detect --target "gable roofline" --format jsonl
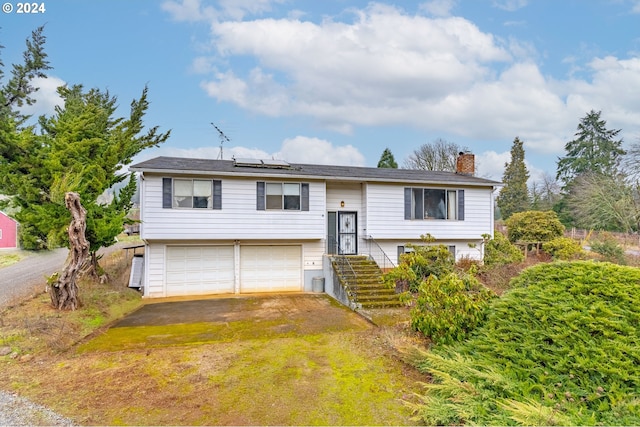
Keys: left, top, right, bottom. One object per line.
{"left": 0, "top": 210, "right": 18, "bottom": 224}
{"left": 130, "top": 156, "right": 502, "bottom": 187}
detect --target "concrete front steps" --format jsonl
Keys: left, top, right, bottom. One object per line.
{"left": 332, "top": 255, "right": 404, "bottom": 309}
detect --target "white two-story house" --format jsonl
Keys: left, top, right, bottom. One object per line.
{"left": 129, "top": 154, "right": 500, "bottom": 299}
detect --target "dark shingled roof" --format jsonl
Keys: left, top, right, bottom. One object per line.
{"left": 130, "top": 156, "right": 501, "bottom": 187}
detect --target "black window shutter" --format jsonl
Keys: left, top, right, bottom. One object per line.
{"left": 162, "top": 178, "right": 172, "bottom": 208}
{"left": 457, "top": 190, "right": 465, "bottom": 220}
{"left": 213, "top": 180, "right": 222, "bottom": 210}
{"left": 256, "top": 182, "right": 265, "bottom": 210}
{"left": 301, "top": 183, "right": 309, "bottom": 211}
{"left": 404, "top": 188, "right": 412, "bottom": 220}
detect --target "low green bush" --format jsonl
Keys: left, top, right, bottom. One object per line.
{"left": 483, "top": 231, "right": 524, "bottom": 265}
{"left": 411, "top": 272, "right": 495, "bottom": 345}
{"left": 385, "top": 234, "right": 455, "bottom": 293}
{"left": 412, "top": 261, "right": 640, "bottom": 425}
{"left": 590, "top": 233, "right": 626, "bottom": 264}
{"left": 505, "top": 210, "right": 565, "bottom": 243}
{"left": 542, "top": 236, "right": 585, "bottom": 260}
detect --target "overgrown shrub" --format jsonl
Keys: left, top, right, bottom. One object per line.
{"left": 542, "top": 236, "right": 585, "bottom": 260}
{"left": 411, "top": 272, "right": 496, "bottom": 345}
{"left": 590, "top": 232, "right": 627, "bottom": 264}
{"left": 505, "top": 210, "right": 565, "bottom": 243}
{"left": 385, "top": 234, "right": 455, "bottom": 292}
{"left": 412, "top": 261, "right": 640, "bottom": 425}
{"left": 483, "top": 231, "right": 524, "bottom": 265}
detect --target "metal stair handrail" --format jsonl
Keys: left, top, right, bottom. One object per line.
{"left": 328, "top": 236, "right": 359, "bottom": 302}
{"left": 365, "top": 235, "right": 395, "bottom": 272}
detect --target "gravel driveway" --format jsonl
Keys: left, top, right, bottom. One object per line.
{"left": 0, "top": 248, "right": 68, "bottom": 309}
{"left": 1, "top": 249, "right": 72, "bottom": 424}
{"left": 1, "top": 242, "right": 133, "bottom": 424}
{"left": 0, "top": 391, "right": 74, "bottom": 426}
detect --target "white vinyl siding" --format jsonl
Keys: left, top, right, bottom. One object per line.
{"left": 376, "top": 239, "right": 485, "bottom": 265}
{"left": 141, "top": 175, "right": 325, "bottom": 240}
{"left": 366, "top": 183, "right": 493, "bottom": 240}
{"left": 240, "top": 245, "right": 302, "bottom": 293}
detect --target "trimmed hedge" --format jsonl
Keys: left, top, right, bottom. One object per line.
{"left": 413, "top": 261, "right": 640, "bottom": 425}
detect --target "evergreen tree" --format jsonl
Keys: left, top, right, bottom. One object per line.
{"left": 0, "top": 27, "right": 50, "bottom": 179}
{"left": 2, "top": 84, "right": 170, "bottom": 268}
{"left": 377, "top": 147, "right": 398, "bottom": 168}
{"left": 556, "top": 110, "right": 625, "bottom": 189}
{"left": 555, "top": 110, "right": 626, "bottom": 226}
{"left": 497, "top": 137, "right": 530, "bottom": 219}
{"left": 0, "top": 29, "right": 171, "bottom": 281}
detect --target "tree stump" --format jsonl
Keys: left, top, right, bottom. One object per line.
{"left": 50, "top": 192, "right": 89, "bottom": 310}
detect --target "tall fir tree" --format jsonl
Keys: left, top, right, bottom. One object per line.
{"left": 554, "top": 110, "right": 626, "bottom": 227}
{"left": 377, "top": 147, "right": 398, "bottom": 168}
{"left": 556, "top": 110, "right": 625, "bottom": 189}
{"left": 497, "top": 137, "right": 530, "bottom": 219}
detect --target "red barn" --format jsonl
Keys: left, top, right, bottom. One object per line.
{"left": 0, "top": 211, "right": 18, "bottom": 249}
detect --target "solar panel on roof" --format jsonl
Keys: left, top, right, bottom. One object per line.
{"left": 261, "top": 159, "right": 290, "bottom": 167}
{"left": 233, "top": 158, "right": 291, "bottom": 169}
{"left": 233, "top": 158, "right": 263, "bottom": 167}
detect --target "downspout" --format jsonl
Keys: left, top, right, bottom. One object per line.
{"left": 138, "top": 172, "right": 149, "bottom": 298}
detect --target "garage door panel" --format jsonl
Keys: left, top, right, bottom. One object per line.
{"left": 240, "top": 245, "right": 302, "bottom": 293}
{"left": 166, "top": 246, "right": 234, "bottom": 296}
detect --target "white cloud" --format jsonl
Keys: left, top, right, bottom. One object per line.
{"left": 172, "top": 2, "right": 640, "bottom": 160}
{"left": 140, "top": 136, "right": 366, "bottom": 166}
{"left": 218, "top": 0, "right": 285, "bottom": 20}
{"left": 476, "top": 150, "right": 509, "bottom": 180}
{"left": 419, "top": 0, "right": 457, "bottom": 17}
{"left": 161, "top": 0, "right": 217, "bottom": 22}
{"left": 274, "top": 136, "right": 366, "bottom": 166}
{"left": 19, "top": 76, "right": 65, "bottom": 118}
{"left": 162, "top": 0, "right": 284, "bottom": 22}
{"left": 476, "top": 149, "right": 546, "bottom": 184}
{"left": 200, "top": 4, "right": 511, "bottom": 127}
{"left": 492, "top": 0, "right": 528, "bottom": 12}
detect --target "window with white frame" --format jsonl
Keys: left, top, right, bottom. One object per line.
{"left": 257, "top": 182, "right": 309, "bottom": 211}
{"left": 405, "top": 188, "right": 464, "bottom": 220}
{"left": 174, "top": 179, "right": 213, "bottom": 208}
{"left": 162, "top": 178, "right": 222, "bottom": 210}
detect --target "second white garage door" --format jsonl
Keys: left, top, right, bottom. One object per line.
{"left": 240, "top": 245, "right": 302, "bottom": 293}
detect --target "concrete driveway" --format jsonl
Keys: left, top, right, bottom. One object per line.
{"left": 109, "top": 293, "right": 372, "bottom": 341}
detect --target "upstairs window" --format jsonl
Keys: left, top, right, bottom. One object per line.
{"left": 404, "top": 188, "right": 464, "bottom": 220}
{"left": 258, "top": 182, "right": 309, "bottom": 211}
{"left": 162, "top": 178, "right": 222, "bottom": 209}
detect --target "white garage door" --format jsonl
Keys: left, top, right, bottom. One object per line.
{"left": 166, "top": 246, "right": 235, "bottom": 296}
{"left": 240, "top": 245, "right": 302, "bottom": 293}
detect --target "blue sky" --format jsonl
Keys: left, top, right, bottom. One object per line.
{"left": 2, "top": 0, "right": 640, "bottom": 181}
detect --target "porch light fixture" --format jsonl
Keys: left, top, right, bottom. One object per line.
{"left": 340, "top": 201, "right": 345, "bottom": 207}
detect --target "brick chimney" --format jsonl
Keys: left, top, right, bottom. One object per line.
{"left": 456, "top": 152, "right": 475, "bottom": 175}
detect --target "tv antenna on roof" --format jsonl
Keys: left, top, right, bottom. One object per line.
{"left": 211, "top": 123, "right": 230, "bottom": 160}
